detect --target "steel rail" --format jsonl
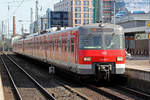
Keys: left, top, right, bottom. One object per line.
{"left": 3, "top": 53, "right": 57, "bottom": 100}
{"left": 55, "top": 80, "right": 92, "bottom": 100}
{"left": 86, "top": 84, "right": 125, "bottom": 100}
{"left": 0, "top": 55, "right": 23, "bottom": 100}
{"left": 116, "top": 86, "right": 150, "bottom": 100}
{"left": 10, "top": 54, "right": 92, "bottom": 100}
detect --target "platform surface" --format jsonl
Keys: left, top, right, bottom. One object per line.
{"left": 126, "top": 56, "right": 150, "bottom": 72}
{"left": 0, "top": 72, "right": 4, "bottom": 100}
{"left": 125, "top": 56, "right": 150, "bottom": 82}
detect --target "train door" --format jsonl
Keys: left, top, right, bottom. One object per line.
{"left": 39, "top": 36, "right": 42, "bottom": 59}
{"left": 47, "top": 35, "right": 50, "bottom": 60}
{"left": 62, "top": 37, "right": 64, "bottom": 62}
{"left": 26, "top": 40, "right": 28, "bottom": 55}
{"left": 58, "top": 34, "right": 61, "bottom": 61}
{"left": 23, "top": 39, "right": 24, "bottom": 53}
{"left": 41, "top": 36, "right": 44, "bottom": 59}
{"left": 67, "top": 31, "right": 71, "bottom": 67}
{"left": 49, "top": 35, "right": 53, "bottom": 60}
{"left": 61, "top": 34, "right": 67, "bottom": 62}
{"left": 55, "top": 35, "right": 59, "bottom": 60}
{"left": 24, "top": 40, "right": 26, "bottom": 55}
{"left": 58, "top": 35, "right": 61, "bottom": 61}
{"left": 35, "top": 37, "right": 38, "bottom": 58}
{"left": 33, "top": 36, "right": 35, "bottom": 57}
{"left": 64, "top": 33, "right": 68, "bottom": 62}
{"left": 52, "top": 35, "right": 55, "bottom": 60}
{"left": 44, "top": 35, "right": 47, "bottom": 60}
{"left": 70, "top": 30, "right": 78, "bottom": 64}
{"left": 54, "top": 35, "right": 57, "bottom": 60}
{"left": 32, "top": 38, "right": 34, "bottom": 56}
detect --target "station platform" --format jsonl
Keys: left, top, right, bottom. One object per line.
{"left": 0, "top": 68, "right": 4, "bottom": 100}
{"left": 125, "top": 55, "right": 150, "bottom": 93}
{"left": 126, "top": 56, "right": 150, "bottom": 72}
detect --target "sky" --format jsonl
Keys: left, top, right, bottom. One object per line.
{"left": 0, "top": 0, "right": 60, "bottom": 35}
{"left": 1, "top": 0, "right": 150, "bottom": 36}
{"left": 116, "top": 0, "right": 150, "bottom": 13}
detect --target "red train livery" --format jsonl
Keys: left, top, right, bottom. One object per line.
{"left": 13, "top": 23, "right": 125, "bottom": 80}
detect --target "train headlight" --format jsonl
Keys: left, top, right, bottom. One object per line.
{"left": 117, "top": 57, "right": 123, "bottom": 61}
{"left": 84, "top": 57, "right": 91, "bottom": 61}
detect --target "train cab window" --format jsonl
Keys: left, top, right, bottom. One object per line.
{"left": 105, "top": 34, "right": 125, "bottom": 50}
{"left": 71, "top": 39, "right": 74, "bottom": 52}
{"left": 79, "top": 34, "right": 102, "bottom": 50}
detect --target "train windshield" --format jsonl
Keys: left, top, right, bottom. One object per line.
{"left": 104, "top": 34, "right": 125, "bottom": 50}
{"left": 79, "top": 34, "right": 102, "bottom": 49}
{"left": 79, "top": 29, "right": 125, "bottom": 50}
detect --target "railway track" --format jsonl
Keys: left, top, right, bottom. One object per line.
{"left": 4, "top": 52, "right": 150, "bottom": 100}
{"left": 0, "top": 53, "right": 56, "bottom": 100}
{"left": 56, "top": 67, "right": 150, "bottom": 100}
{"left": 86, "top": 84, "right": 150, "bottom": 100}
{"left": 115, "top": 85, "right": 150, "bottom": 100}
{"left": 3, "top": 53, "right": 91, "bottom": 100}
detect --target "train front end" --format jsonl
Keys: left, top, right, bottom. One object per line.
{"left": 77, "top": 23, "right": 125, "bottom": 80}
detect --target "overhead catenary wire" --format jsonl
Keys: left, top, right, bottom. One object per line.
{"left": 1, "top": 0, "right": 27, "bottom": 21}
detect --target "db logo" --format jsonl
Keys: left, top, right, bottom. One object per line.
{"left": 102, "top": 51, "right": 107, "bottom": 55}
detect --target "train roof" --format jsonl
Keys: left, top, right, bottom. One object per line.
{"left": 22, "top": 23, "right": 124, "bottom": 40}
{"left": 80, "top": 23, "right": 120, "bottom": 28}
{"left": 78, "top": 23, "right": 124, "bottom": 35}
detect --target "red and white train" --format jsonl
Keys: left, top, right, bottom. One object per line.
{"left": 13, "top": 23, "right": 125, "bottom": 80}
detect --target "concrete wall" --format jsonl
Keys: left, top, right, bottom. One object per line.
{"left": 126, "top": 68, "right": 150, "bottom": 94}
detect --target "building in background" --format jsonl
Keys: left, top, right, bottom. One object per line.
{"left": 115, "top": 0, "right": 150, "bottom": 17}
{"left": 93, "top": 0, "right": 150, "bottom": 23}
{"left": 93, "top": 0, "right": 114, "bottom": 23}
{"left": 40, "top": 9, "right": 70, "bottom": 30}
{"left": 116, "top": 13, "right": 150, "bottom": 56}
{"left": 31, "top": 8, "right": 70, "bottom": 33}
{"left": 54, "top": 0, "right": 93, "bottom": 27}
{"left": 113, "top": 0, "right": 150, "bottom": 56}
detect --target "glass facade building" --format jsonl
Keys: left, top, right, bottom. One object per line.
{"left": 93, "top": 0, "right": 113, "bottom": 23}
{"left": 115, "top": 0, "right": 150, "bottom": 17}
{"left": 93, "top": 0, "right": 150, "bottom": 23}
{"left": 39, "top": 9, "right": 70, "bottom": 31}
{"left": 54, "top": 0, "right": 93, "bottom": 27}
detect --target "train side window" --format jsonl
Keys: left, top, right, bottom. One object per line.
{"left": 71, "top": 39, "right": 74, "bottom": 52}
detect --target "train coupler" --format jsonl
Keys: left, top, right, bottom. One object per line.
{"left": 96, "top": 64, "right": 112, "bottom": 81}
